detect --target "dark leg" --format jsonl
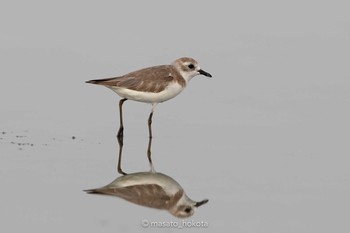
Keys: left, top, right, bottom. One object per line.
{"left": 147, "top": 105, "right": 156, "bottom": 172}
{"left": 147, "top": 132, "right": 155, "bottom": 173}
{"left": 116, "top": 98, "right": 127, "bottom": 175}
{"left": 117, "top": 131, "right": 127, "bottom": 175}
{"left": 147, "top": 104, "right": 157, "bottom": 139}
{"left": 148, "top": 111, "right": 153, "bottom": 139}
{"left": 117, "top": 98, "right": 127, "bottom": 138}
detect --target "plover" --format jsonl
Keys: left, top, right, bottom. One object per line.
{"left": 86, "top": 57, "right": 212, "bottom": 140}
{"left": 85, "top": 172, "right": 208, "bottom": 218}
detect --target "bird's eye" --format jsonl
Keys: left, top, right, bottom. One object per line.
{"left": 188, "top": 64, "right": 195, "bottom": 69}
{"left": 184, "top": 207, "right": 192, "bottom": 213}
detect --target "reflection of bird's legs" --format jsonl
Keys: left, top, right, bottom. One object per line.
{"left": 147, "top": 103, "right": 157, "bottom": 173}
{"left": 116, "top": 98, "right": 127, "bottom": 175}
{"left": 117, "top": 98, "right": 127, "bottom": 138}
{"left": 117, "top": 133, "right": 127, "bottom": 175}
{"left": 147, "top": 135, "right": 155, "bottom": 173}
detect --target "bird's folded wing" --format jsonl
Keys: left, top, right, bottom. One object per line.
{"left": 87, "top": 184, "right": 183, "bottom": 210}
{"left": 86, "top": 65, "right": 178, "bottom": 93}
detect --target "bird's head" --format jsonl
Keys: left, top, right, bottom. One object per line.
{"left": 169, "top": 194, "right": 209, "bottom": 218}
{"left": 172, "top": 57, "right": 212, "bottom": 82}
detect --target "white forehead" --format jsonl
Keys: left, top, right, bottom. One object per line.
{"left": 172, "top": 57, "right": 198, "bottom": 66}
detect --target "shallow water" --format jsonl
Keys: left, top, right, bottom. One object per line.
{"left": 1, "top": 1, "right": 350, "bottom": 232}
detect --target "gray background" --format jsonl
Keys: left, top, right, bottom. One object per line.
{"left": 1, "top": 0, "right": 350, "bottom": 232}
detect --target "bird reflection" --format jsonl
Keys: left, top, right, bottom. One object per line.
{"left": 85, "top": 171, "right": 208, "bottom": 218}
{"left": 87, "top": 118, "right": 208, "bottom": 217}
{"left": 88, "top": 133, "right": 208, "bottom": 218}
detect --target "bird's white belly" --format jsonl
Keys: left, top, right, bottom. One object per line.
{"left": 109, "top": 82, "right": 184, "bottom": 103}
{"left": 112, "top": 172, "right": 183, "bottom": 196}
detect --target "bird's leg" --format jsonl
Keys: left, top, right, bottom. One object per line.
{"left": 147, "top": 134, "right": 155, "bottom": 173}
{"left": 147, "top": 103, "right": 157, "bottom": 139}
{"left": 116, "top": 132, "right": 127, "bottom": 175}
{"left": 147, "top": 104, "right": 156, "bottom": 173}
{"left": 116, "top": 98, "right": 127, "bottom": 175}
{"left": 148, "top": 112, "right": 153, "bottom": 139}
{"left": 117, "top": 98, "right": 127, "bottom": 138}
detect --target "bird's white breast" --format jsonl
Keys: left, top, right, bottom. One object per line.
{"left": 109, "top": 82, "right": 184, "bottom": 104}
{"left": 110, "top": 172, "right": 183, "bottom": 196}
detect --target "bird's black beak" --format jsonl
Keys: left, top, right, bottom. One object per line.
{"left": 198, "top": 69, "right": 212, "bottom": 78}
{"left": 194, "top": 199, "right": 209, "bottom": 207}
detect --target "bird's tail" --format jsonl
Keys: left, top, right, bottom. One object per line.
{"left": 86, "top": 77, "right": 118, "bottom": 85}
{"left": 84, "top": 189, "right": 102, "bottom": 194}
{"left": 85, "top": 80, "right": 100, "bottom": 84}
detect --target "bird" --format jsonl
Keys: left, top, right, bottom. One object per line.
{"left": 86, "top": 57, "right": 212, "bottom": 140}
{"left": 84, "top": 171, "right": 209, "bottom": 218}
